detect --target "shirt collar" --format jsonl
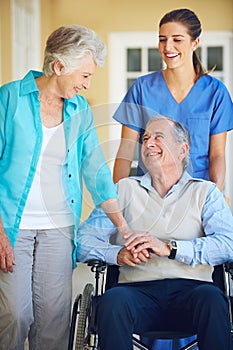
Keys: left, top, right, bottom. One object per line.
{"left": 19, "top": 70, "right": 42, "bottom": 96}
{"left": 131, "top": 170, "right": 193, "bottom": 198}
{"left": 19, "top": 70, "right": 82, "bottom": 110}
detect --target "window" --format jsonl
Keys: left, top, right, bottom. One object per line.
{"left": 126, "top": 47, "right": 163, "bottom": 89}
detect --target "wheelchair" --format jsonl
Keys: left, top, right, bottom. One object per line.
{"left": 68, "top": 260, "right": 233, "bottom": 350}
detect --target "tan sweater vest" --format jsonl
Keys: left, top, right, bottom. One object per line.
{"left": 115, "top": 177, "right": 213, "bottom": 283}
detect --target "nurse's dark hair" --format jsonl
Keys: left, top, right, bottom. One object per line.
{"left": 146, "top": 115, "right": 190, "bottom": 170}
{"left": 159, "top": 8, "right": 207, "bottom": 79}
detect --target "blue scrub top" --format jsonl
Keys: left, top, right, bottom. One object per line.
{"left": 113, "top": 70, "right": 233, "bottom": 179}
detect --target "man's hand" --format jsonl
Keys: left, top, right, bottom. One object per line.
{"left": 124, "top": 231, "right": 171, "bottom": 257}
{"left": 0, "top": 231, "right": 15, "bottom": 273}
{"left": 120, "top": 229, "right": 153, "bottom": 260}
{"left": 117, "top": 247, "right": 152, "bottom": 267}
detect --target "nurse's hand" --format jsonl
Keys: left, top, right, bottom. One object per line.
{"left": 0, "top": 230, "right": 15, "bottom": 273}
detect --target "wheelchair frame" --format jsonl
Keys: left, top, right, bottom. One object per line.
{"left": 68, "top": 260, "right": 107, "bottom": 350}
{"left": 68, "top": 260, "right": 233, "bottom": 350}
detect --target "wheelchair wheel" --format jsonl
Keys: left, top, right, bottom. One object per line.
{"left": 75, "top": 283, "right": 95, "bottom": 350}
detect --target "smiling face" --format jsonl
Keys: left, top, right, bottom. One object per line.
{"left": 141, "top": 119, "right": 187, "bottom": 174}
{"left": 54, "top": 55, "right": 97, "bottom": 99}
{"left": 158, "top": 22, "right": 199, "bottom": 70}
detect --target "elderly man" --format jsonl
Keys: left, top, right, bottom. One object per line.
{"left": 77, "top": 116, "right": 233, "bottom": 350}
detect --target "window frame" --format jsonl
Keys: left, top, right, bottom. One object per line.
{"left": 11, "top": 0, "right": 41, "bottom": 80}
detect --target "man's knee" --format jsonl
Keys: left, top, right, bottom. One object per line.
{"left": 195, "top": 284, "right": 227, "bottom": 305}
{"left": 97, "top": 286, "right": 134, "bottom": 322}
{"left": 191, "top": 283, "right": 229, "bottom": 319}
{"left": 98, "top": 287, "right": 124, "bottom": 311}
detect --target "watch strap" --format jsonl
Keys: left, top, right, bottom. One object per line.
{"left": 168, "top": 240, "right": 177, "bottom": 260}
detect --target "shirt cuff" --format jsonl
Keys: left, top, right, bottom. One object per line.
{"left": 105, "top": 246, "right": 123, "bottom": 265}
{"left": 176, "top": 241, "right": 194, "bottom": 266}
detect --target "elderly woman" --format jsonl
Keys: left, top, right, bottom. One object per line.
{"left": 0, "top": 25, "right": 128, "bottom": 350}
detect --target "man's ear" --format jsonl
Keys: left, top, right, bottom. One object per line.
{"left": 53, "top": 59, "right": 64, "bottom": 76}
{"left": 180, "top": 142, "right": 189, "bottom": 157}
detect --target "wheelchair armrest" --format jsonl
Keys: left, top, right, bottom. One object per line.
{"left": 86, "top": 260, "right": 107, "bottom": 274}
{"left": 86, "top": 259, "right": 107, "bottom": 267}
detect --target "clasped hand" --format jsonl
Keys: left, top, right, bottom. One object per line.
{"left": 117, "top": 230, "right": 170, "bottom": 267}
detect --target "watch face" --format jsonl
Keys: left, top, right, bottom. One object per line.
{"left": 170, "top": 240, "right": 177, "bottom": 249}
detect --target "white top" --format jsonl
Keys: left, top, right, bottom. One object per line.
{"left": 20, "top": 123, "right": 74, "bottom": 229}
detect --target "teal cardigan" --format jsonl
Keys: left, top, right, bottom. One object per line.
{"left": 0, "top": 70, "right": 117, "bottom": 265}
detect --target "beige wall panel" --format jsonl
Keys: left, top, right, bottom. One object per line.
{"left": 0, "top": 0, "right": 12, "bottom": 84}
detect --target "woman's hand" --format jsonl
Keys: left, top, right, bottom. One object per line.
{"left": 0, "top": 229, "right": 15, "bottom": 273}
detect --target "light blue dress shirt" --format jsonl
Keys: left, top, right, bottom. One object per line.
{"left": 77, "top": 172, "right": 233, "bottom": 267}
{"left": 0, "top": 70, "right": 117, "bottom": 265}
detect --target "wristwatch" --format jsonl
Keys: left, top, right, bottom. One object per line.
{"left": 167, "top": 240, "right": 177, "bottom": 260}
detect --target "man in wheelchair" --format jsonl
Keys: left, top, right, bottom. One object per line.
{"left": 77, "top": 115, "right": 233, "bottom": 350}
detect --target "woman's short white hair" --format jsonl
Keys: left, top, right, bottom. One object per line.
{"left": 43, "top": 25, "right": 106, "bottom": 76}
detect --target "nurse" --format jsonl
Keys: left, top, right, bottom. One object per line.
{"left": 112, "top": 7, "right": 233, "bottom": 350}
{"left": 113, "top": 8, "right": 233, "bottom": 193}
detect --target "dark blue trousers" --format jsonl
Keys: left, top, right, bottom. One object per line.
{"left": 96, "top": 278, "right": 232, "bottom": 350}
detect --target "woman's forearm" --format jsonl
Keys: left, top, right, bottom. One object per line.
{"left": 209, "top": 132, "right": 227, "bottom": 191}
{"left": 113, "top": 158, "right": 132, "bottom": 183}
{"left": 209, "top": 155, "right": 226, "bottom": 191}
{"left": 113, "top": 125, "right": 139, "bottom": 183}
{"left": 100, "top": 198, "right": 129, "bottom": 238}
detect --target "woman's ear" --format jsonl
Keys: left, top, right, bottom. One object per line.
{"left": 53, "top": 59, "right": 64, "bottom": 76}
{"left": 193, "top": 37, "right": 200, "bottom": 51}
